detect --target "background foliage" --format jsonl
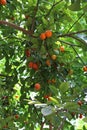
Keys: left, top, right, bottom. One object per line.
{"left": 0, "top": 0, "right": 87, "bottom": 129}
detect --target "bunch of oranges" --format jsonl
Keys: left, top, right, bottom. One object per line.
{"left": 40, "top": 30, "right": 52, "bottom": 40}
{"left": 28, "top": 62, "right": 39, "bottom": 71}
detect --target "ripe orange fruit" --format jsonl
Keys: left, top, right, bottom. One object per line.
{"left": 44, "top": 95, "right": 51, "bottom": 101}
{"left": 59, "top": 46, "right": 65, "bottom": 52}
{"left": 83, "top": 66, "right": 87, "bottom": 72}
{"left": 51, "top": 54, "right": 57, "bottom": 60}
{"left": 34, "top": 83, "right": 41, "bottom": 90}
{"left": 25, "top": 49, "right": 30, "bottom": 57}
{"left": 14, "top": 114, "right": 19, "bottom": 119}
{"left": 32, "top": 63, "right": 39, "bottom": 71}
{"left": 79, "top": 113, "right": 83, "bottom": 119}
{"left": 51, "top": 79, "right": 56, "bottom": 83}
{"left": 77, "top": 101, "right": 83, "bottom": 106}
{"left": 25, "top": 15, "right": 29, "bottom": 19}
{"left": 0, "top": 0, "right": 7, "bottom": 5}
{"left": 40, "top": 33, "right": 46, "bottom": 40}
{"left": 28, "top": 62, "right": 33, "bottom": 68}
{"left": 45, "top": 30, "right": 52, "bottom": 38}
{"left": 46, "top": 59, "right": 51, "bottom": 66}
{"left": 47, "top": 79, "right": 51, "bottom": 84}
{"left": 15, "top": 95, "right": 19, "bottom": 99}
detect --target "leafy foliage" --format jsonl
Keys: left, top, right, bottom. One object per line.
{"left": 0, "top": 0, "right": 87, "bottom": 129}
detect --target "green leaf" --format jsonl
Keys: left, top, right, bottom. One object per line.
{"left": 68, "top": 0, "right": 81, "bottom": 11}
{"left": 49, "top": 85, "right": 58, "bottom": 95}
{"left": 64, "top": 102, "right": 79, "bottom": 111}
{"left": 59, "top": 82, "right": 69, "bottom": 94}
{"left": 83, "top": 117, "right": 87, "bottom": 123}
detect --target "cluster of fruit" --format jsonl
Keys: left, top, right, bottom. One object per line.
{"left": 40, "top": 30, "right": 52, "bottom": 40}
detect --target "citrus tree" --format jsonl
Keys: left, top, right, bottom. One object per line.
{"left": 0, "top": 0, "right": 87, "bottom": 130}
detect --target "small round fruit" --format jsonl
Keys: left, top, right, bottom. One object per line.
{"left": 45, "top": 30, "right": 52, "bottom": 38}
{"left": 83, "top": 66, "right": 87, "bottom": 72}
{"left": 0, "top": 0, "right": 7, "bottom": 5}
{"left": 51, "top": 54, "right": 57, "bottom": 60}
{"left": 34, "top": 83, "right": 41, "bottom": 90}
{"left": 25, "top": 15, "right": 29, "bottom": 19}
{"left": 14, "top": 114, "right": 19, "bottom": 119}
{"left": 44, "top": 95, "right": 51, "bottom": 101}
{"left": 77, "top": 101, "right": 83, "bottom": 106}
{"left": 51, "top": 79, "right": 56, "bottom": 83}
{"left": 46, "top": 60, "right": 51, "bottom": 66}
{"left": 32, "top": 63, "right": 39, "bottom": 70}
{"left": 59, "top": 46, "right": 65, "bottom": 52}
{"left": 15, "top": 95, "right": 19, "bottom": 99}
{"left": 25, "top": 49, "right": 30, "bottom": 57}
{"left": 79, "top": 114, "right": 83, "bottom": 119}
{"left": 28, "top": 62, "right": 33, "bottom": 68}
{"left": 40, "top": 33, "right": 46, "bottom": 40}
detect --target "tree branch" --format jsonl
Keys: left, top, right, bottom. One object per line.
{"left": 40, "top": 122, "right": 45, "bottom": 130}
{"left": 71, "top": 46, "right": 85, "bottom": 66}
{"left": 0, "top": 20, "right": 37, "bottom": 38}
{"left": 31, "top": 0, "right": 40, "bottom": 32}
{"left": 0, "top": 74, "right": 12, "bottom": 78}
{"left": 57, "top": 117, "right": 66, "bottom": 130}
{"left": 49, "top": 122, "right": 53, "bottom": 130}
{"left": 58, "top": 39, "right": 81, "bottom": 47}
{"left": 58, "top": 40, "right": 85, "bottom": 66}
{"left": 67, "top": 12, "right": 85, "bottom": 33}
{"left": 57, "top": 30, "right": 87, "bottom": 38}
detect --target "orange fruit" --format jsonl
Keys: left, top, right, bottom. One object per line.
{"left": 0, "top": 0, "right": 7, "bottom": 5}
{"left": 15, "top": 95, "right": 19, "bottom": 99}
{"left": 34, "top": 83, "right": 41, "bottom": 90}
{"left": 51, "top": 54, "right": 57, "bottom": 60}
{"left": 51, "top": 79, "right": 56, "bottom": 83}
{"left": 79, "top": 114, "right": 83, "bottom": 119}
{"left": 32, "top": 63, "right": 39, "bottom": 70}
{"left": 14, "top": 114, "right": 19, "bottom": 119}
{"left": 28, "top": 62, "right": 33, "bottom": 68}
{"left": 83, "top": 66, "right": 87, "bottom": 72}
{"left": 47, "top": 79, "right": 51, "bottom": 84}
{"left": 59, "top": 46, "right": 65, "bottom": 52}
{"left": 25, "top": 15, "right": 29, "bottom": 19}
{"left": 25, "top": 49, "right": 30, "bottom": 57}
{"left": 46, "top": 59, "right": 51, "bottom": 66}
{"left": 77, "top": 101, "right": 83, "bottom": 106}
{"left": 44, "top": 95, "right": 51, "bottom": 101}
{"left": 45, "top": 30, "right": 52, "bottom": 38}
{"left": 40, "top": 33, "right": 46, "bottom": 40}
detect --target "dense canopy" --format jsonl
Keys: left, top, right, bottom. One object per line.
{"left": 0, "top": 0, "right": 87, "bottom": 130}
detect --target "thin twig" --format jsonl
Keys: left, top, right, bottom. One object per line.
{"left": 46, "top": 0, "right": 63, "bottom": 17}
{"left": 40, "top": 122, "right": 45, "bottom": 130}
{"left": 58, "top": 39, "right": 81, "bottom": 47}
{"left": 57, "top": 30, "right": 87, "bottom": 38}
{"left": 57, "top": 117, "right": 66, "bottom": 130}
{"left": 71, "top": 46, "right": 85, "bottom": 66}
{"left": 58, "top": 40, "right": 85, "bottom": 65}
{"left": 67, "top": 12, "right": 85, "bottom": 33}
{"left": 49, "top": 122, "right": 53, "bottom": 130}
{"left": 0, "top": 74, "right": 12, "bottom": 78}
{"left": 31, "top": 0, "right": 40, "bottom": 32}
